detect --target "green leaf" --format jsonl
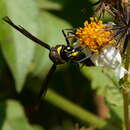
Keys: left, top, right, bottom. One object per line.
{"left": 0, "top": 0, "right": 39, "bottom": 91}
{"left": 32, "top": 125, "right": 45, "bottom": 130}
{"left": 38, "top": 0, "right": 63, "bottom": 10}
{"left": 81, "top": 67, "right": 123, "bottom": 121}
{"left": 0, "top": 100, "right": 39, "bottom": 130}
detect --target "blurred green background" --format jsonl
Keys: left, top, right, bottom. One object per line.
{"left": 0, "top": 0, "right": 124, "bottom": 130}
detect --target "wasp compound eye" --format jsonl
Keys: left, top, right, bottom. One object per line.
{"left": 60, "top": 46, "right": 78, "bottom": 62}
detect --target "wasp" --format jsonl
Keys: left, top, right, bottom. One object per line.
{"left": 3, "top": 17, "right": 92, "bottom": 104}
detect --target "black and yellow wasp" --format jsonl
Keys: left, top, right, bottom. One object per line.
{"left": 3, "top": 17, "right": 92, "bottom": 103}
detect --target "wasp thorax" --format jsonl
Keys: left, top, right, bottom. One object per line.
{"left": 49, "top": 45, "right": 65, "bottom": 64}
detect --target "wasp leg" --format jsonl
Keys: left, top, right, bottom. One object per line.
{"left": 62, "top": 29, "right": 71, "bottom": 45}
{"left": 66, "top": 31, "right": 77, "bottom": 38}
{"left": 62, "top": 28, "right": 77, "bottom": 31}
{"left": 34, "top": 63, "right": 57, "bottom": 108}
{"left": 77, "top": 53, "right": 92, "bottom": 63}
{"left": 62, "top": 28, "right": 77, "bottom": 45}
{"left": 62, "top": 28, "right": 77, "bottom": 35}
{"left": 3, "top": 16, "right": 50, "bottom": 50}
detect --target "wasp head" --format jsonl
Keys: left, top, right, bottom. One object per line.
{"left": 60, "top": 46, "right": 80, "bottom": 62}
{"left": 49, "top": 45, "right": 81, "bottom": 64}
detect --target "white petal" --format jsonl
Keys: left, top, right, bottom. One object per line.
{"left": 90, "top": 46, "right": 129, "bottom": 79}
{"left": 115, "top": 66, "right": 130, "bottom": 79}
{"left": 91, "top": 46, "right": 122, "bottom": 68}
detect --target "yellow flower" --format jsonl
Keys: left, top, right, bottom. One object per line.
{"left": 76, "top": 17, "right": 115, "bottom": 53}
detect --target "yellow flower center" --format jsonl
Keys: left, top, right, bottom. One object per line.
{"left": 76, "top": 17, "right": 115, "bottom": 53}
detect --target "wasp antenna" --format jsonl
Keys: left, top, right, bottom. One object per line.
{"left": 3, "top": 16, "right": 51, "bottom": 50}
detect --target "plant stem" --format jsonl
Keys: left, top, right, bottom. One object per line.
{"left": 44, "top": 89, "right": 118, "bottom": 130}
{"left": 122, "top": 33, "right": 130, "bottom": 130}
{"left": 122, "top": 88, "right": 129, "bottom": 130}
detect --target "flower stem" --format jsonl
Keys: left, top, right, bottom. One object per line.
{"left": 122, "top": 34, "right": 130, "bottom": 130}
{"left": 122, "top": 88, "right": 129, "bottom": 130}
{"left": 44, "top": 89, "right": 118, "bottom": 129}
